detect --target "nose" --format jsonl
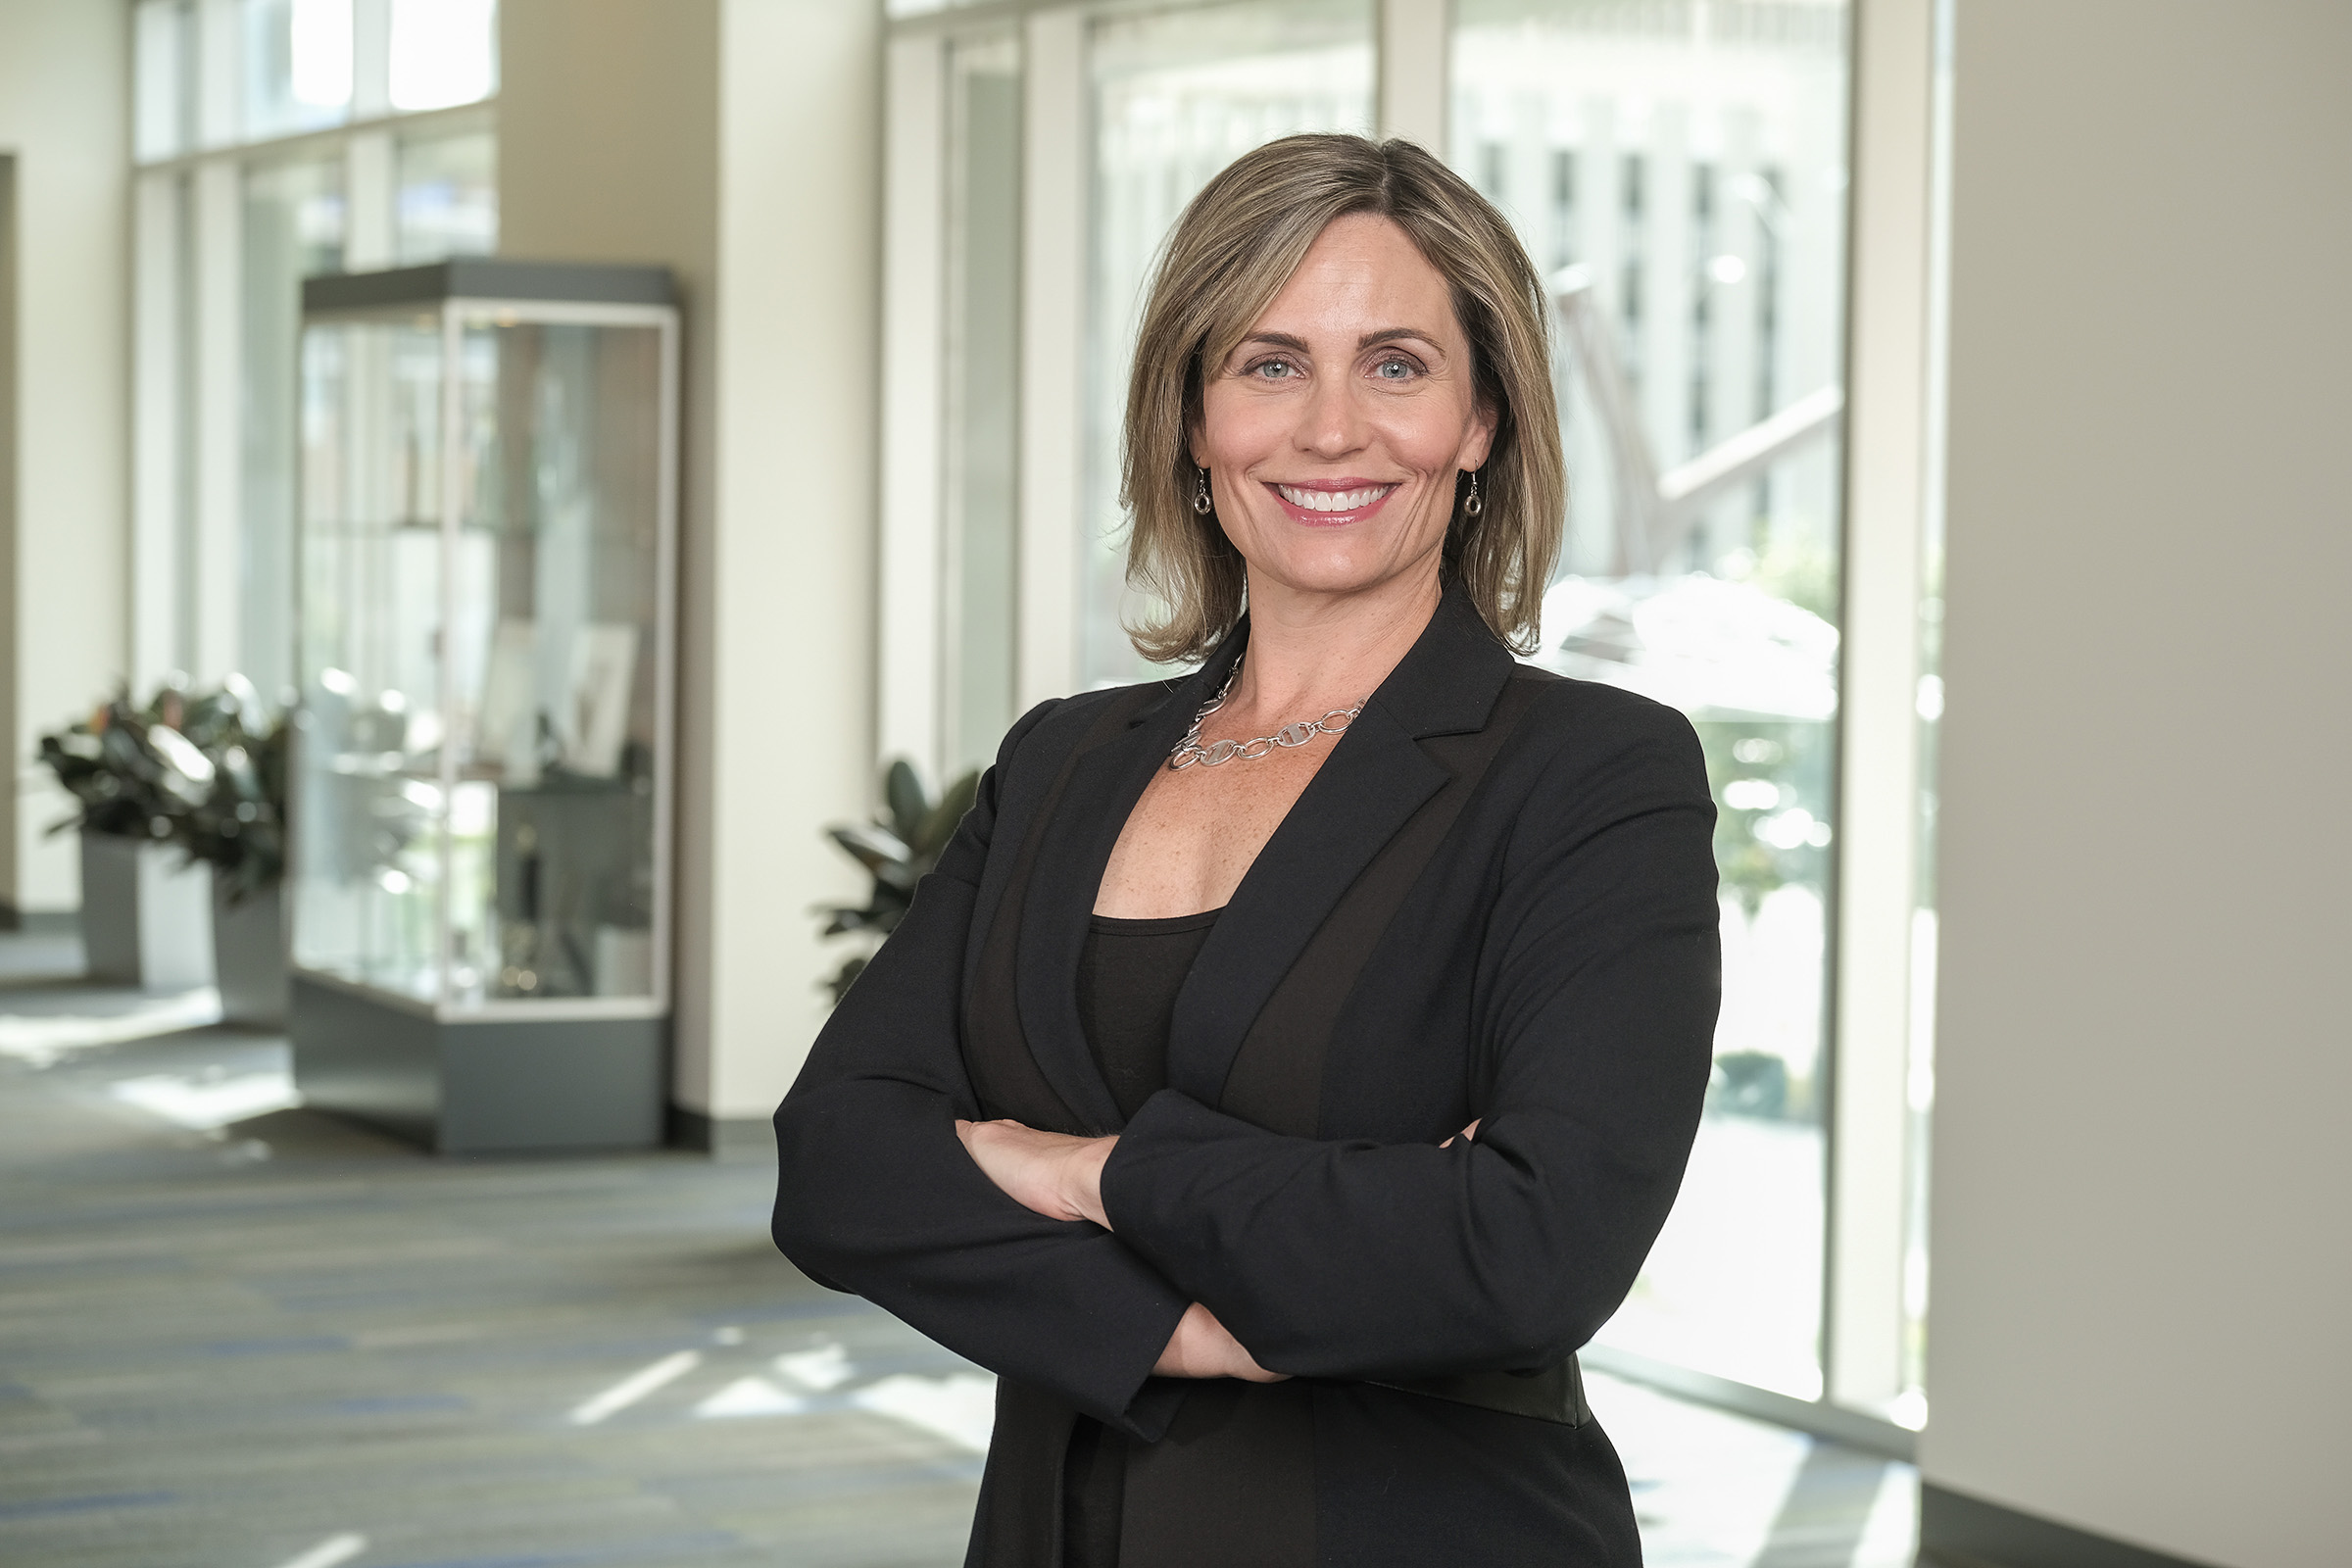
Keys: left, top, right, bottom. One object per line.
{"left": 1296, "top": 371, "right": 1368, "bottom": 460}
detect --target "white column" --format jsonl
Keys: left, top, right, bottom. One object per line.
{"left": 701, "top": 0, "right": 883, "bottom": 1120}
{"left": 1922, "top": 4, "right": 2352, "bottom": 1562}
{"left": 0, "top": 0, "right": 131, "bottom": 911}
{"left": 131, "top": 172, "right": 183, "bottom": 693}
{"left": 877, "top": 31, "right": 945, "bottom": 778}
{"left": 352, "top": 0, "right": 392, "bottom": 120}
{"left": 191, "top": 159, "right": 242, "bottom": 684}
{"left": 345, "top": 131, "right": 395, "bottom": 270}
{"left": 1826, "top": 0, "right": 1934, "bottom": 1419}
{"left": 1014, "top": 7, "right": 1085, "bottom": 710}
{"left": 499, "top": 0, "right": 882, "bottom": 1142}
{"left": 1377, "top": 0, "right": 1449, "bottom": 152}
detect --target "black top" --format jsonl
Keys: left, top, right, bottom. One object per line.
{"left": 772, "top": 583, "right": 1721, "bottom": 1567}
{"left": 1066, "top": 907, "right": 1223, "bottom": 1566}
{"left": 1076, "top": 909, "right": 1221, "bottom": 1121}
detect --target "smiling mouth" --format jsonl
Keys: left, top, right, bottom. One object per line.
{"left": 1268, "top": 482, "right": 1399, "bottom": 524}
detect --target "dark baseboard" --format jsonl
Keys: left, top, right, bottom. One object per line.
{"left": 0, "top": 905, "right": 77, "bottom": 935}
{"left": 1921, "top": 1485, "right": 2222, "bottom": 1568}
{"left": 666, "top": 1104, "right": 774, "bottom": 1164}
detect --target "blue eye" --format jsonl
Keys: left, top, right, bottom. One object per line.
{"left": 1373, "top": 357, "right": 1416, "bottom": 380}
{"left": 1254, "top": 359, "right": 1298, "bottom": 380}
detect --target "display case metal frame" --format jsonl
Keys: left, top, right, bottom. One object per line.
{"left": 290, "top": 259, "right": 681, "bottom": 1154}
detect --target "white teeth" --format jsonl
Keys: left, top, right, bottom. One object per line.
{"left": 1276, "top": 484, "right": 1392, "bottom": 513}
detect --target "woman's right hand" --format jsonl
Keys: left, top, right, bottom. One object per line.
{"left": 1153, "top": 1302, "right": 1288, "bottom": 1382}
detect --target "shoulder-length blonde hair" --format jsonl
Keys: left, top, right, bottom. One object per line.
{"left": 1122, "top": 133, "right": 1562, "bottom": 662}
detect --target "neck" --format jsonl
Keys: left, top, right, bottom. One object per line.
{"left": 1229, "top": 564, "right": 1443, "bottom": 718}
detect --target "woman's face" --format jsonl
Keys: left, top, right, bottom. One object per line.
{"left": 1192, "top": 213, "right": 1496, "bottom": 608}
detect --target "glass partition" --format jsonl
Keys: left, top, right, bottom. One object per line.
{"left": 1079, "top": 0, "right": 1376, "bottom": 690}
{"left": 293, "top": 292, "right": 673, "bottom": 1015}
{"left": 1454, "top": 0, "right": 1853, "bottom": 1400}
{"left": 290, "top": 316, "right": 449, "bottom": 1002}
{"left": 396, "top": 129, "right": 498, "bottom": 263}
{"left": 241, "top": 0, "right": 354, "bottom": 141}
{"left": 244, "top": 156, "right": 348, "bottom": 702}
{"left": 444, "top": 317, "right": 664, "bottom": 1004}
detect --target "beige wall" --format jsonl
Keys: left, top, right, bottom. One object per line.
{"left": 1922, "top": 4, "right": 2352, "bottom": 1564}
{"left": 0, "top": 0, "right": 131, "bottom": 914}
{"left": 501, "top": 0, "right": 880, "bottom": 1132}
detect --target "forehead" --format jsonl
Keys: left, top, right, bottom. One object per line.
{"left": 1247, "top": 213, "right": 1459, "bottom": 338}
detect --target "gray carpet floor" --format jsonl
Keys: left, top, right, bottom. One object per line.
{"left": 0, "top": 940, "right": 1915, "bottom": 1568}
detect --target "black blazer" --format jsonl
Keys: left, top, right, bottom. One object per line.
{"left": 773, "top": 585, "right": 1721, "bottom": 1567}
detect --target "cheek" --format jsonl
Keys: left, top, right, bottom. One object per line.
{"left": 1198, "top": 390, "right": 1285, "bottom": 468}
{"left": 1375, "top": 404, "right": 1482, "bottom": 474}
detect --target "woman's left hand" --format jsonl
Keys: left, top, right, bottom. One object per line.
{"left": 956, "top": 1119, "right": 1115, "bottom": 1228}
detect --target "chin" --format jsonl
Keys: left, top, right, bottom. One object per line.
{"left": 1252, "top": 541, "right": 1426, "bottom": 601}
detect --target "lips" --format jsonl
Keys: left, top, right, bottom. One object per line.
{"left": 1265, "top": 481, "right": 1399, "bottom": 527}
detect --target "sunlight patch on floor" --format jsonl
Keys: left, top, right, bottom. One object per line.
{"left": 0, "top": 987, "right": 221, "bottom": 1068}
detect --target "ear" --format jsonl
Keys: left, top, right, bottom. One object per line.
{"left": 1185, "top": 417, "right": 1205, "bottom": 469}
{"left": 1458, "top": 397, "right": 1499, "bottom": 473}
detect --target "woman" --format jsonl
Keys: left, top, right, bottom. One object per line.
{"left": 774, "top": 134, "right": 1719, "bottom": 1567}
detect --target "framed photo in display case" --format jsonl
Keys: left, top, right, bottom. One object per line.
{"left": 288, "top": 259, "right": 679, "bottom": 1153}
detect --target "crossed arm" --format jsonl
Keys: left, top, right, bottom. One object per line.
{"left": 773, "top": 698, "right": 1720, "bottom": 1435}
{"left": 950, "top": 1115, "right": 1480, "bottom": 1382}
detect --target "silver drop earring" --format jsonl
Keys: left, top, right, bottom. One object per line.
{"left": 1463, "top": 469, "right": 1484, "bottom": 517}
{"left": 1193, "top": 466, "right": 1214, "bottom": 515}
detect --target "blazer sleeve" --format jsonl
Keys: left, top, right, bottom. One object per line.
{"left": 1097, "top": 700, "right": 1721, "bottom": 1383}
{"left": 772, "top": 702, "right": 1193, "bottom": 1440}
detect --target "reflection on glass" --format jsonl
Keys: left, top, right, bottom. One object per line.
{"left": 1081, "top": 0, "right": 1375, "bottom": 690}
{"left": 242, "top": 0, "right": 353, "bottom": 140}
{"left": 1454, "top": 0, "right": 1852, "bottom": 1399}
{"left": 291, "top": 318, "right": 449, "bottom": 1001}
{"left": 294, "top": 312, "right": 664, "bottom": 1007}
{"left": 244, "top": 157, "right": 348, "bottom": 703}
{"left": 444, "top": 320, "right": 663, "bottom": 1005}
{"left": 388, "top": 0, "right": 500, "bottom": 112}
{"left": 941, "top": 34, "right": 1022, "bottom": 778}
{"left": 395, "top": 130, "right": 498, "bottom": 262}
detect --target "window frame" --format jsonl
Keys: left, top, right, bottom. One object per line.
{"left": 128, "top": 0, "right": 497, "bottom": 698}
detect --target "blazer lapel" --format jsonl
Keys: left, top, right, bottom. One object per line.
{"left": 1164, "top": 584, "right": 1518, "bottom": 1110}
{"left": 1013, "top": 648, "right": 1237, "bottom": 1134}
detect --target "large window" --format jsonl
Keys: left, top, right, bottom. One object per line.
{"left": 130, "top": 0, "right": 499, "bottom": 705}
{"left": 880, "top": 0, "right": 1936, "bottom": 1447}
{"left": 1077, "top": 0, "right": 1376, "bottom": 692}
{"left": 1452, "top": 0, "right": 1853, "bottom": 1402}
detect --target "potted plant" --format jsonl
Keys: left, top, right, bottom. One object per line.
{"left": 39, "top": 684, "right": 219, "bottom": 991}
{"left": 815, "top": 760, "right": 978, "bottom": 1004}
{"left": 172, "top": 679, "right": 290, "bottom": 1028}
{"left": 38, "top": 677, "right": 289, "bottom": 1020}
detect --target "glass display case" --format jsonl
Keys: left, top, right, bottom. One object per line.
{"left": 287, "top": 259, "right": 678, "bottom": 1153}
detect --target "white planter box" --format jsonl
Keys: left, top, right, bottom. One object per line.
{"left": 213, "top": 880, "right": 287, "bottom": 1030}
{"left": 78, "top": 832, "right": 216, "bottom": 992}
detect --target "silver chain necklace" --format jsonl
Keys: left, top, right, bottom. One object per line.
{"left": 1166, "top": 658, "right": 1368, "bottom": 770}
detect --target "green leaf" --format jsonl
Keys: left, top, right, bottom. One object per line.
{"left": 829, "top": 821, "right": 913, "bottom": 874}
{"left": 884, "top": 760, "right": 928, "bottom": 844}
{"left": 823, "top": 954, "right": 870, "bottom": 1006}
{"left": 913, "top": 770, "right": 980, "bottom": 860}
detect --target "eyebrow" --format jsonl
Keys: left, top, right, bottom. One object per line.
{"left": 1238, "top": 327, "right": 1440, "bottom": 354}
